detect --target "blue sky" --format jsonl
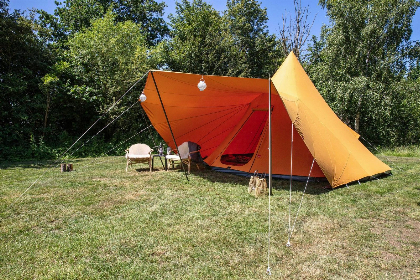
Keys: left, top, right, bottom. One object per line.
{"left": 8, "top": 0, "right": 420, "bottom": 42}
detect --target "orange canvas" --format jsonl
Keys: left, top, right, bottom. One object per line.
{"left": 271, "top": 52, "right": 390, "bottom": 187}
{"left": 140, "top": 53, "right": 390, "bottom": 187}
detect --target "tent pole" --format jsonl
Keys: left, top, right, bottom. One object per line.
{"left": 268, "top": 77, "right": 272, "bottom": 194}
{"left": 150, "top": 72, "right": 189, "bottom": 182}
{"left": 267, "top": 76, "right": 272, "bottom": 276}
{"left": 287, "top": 122, "right": 294, "bottom": 247}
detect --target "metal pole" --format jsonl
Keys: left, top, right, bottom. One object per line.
{"left": 268, "top": 77, "right": 272, "bottom": 193}
{"left": 150, "top": 72, "right": 189, "bottom": 182}
{"left": 268, "top": 77, "right": 272, "bottom": 195}
{"left": 267, "top": 76, "right": 272, "bottom": 276}
{"left": 268, "top": 78, "right": 272, "bottom": 189}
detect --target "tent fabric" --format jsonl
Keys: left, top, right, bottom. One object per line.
{"left": 271, "top": 52, "right": 390, "bottom": 187}
{"left": 141, "top": 71, "right": 266, "bottom": 159}
{"left": 141, "top": 70, "right": 324, "bottom": 180}
{"left": 141, "top": 53, "right": 390, "bottom": 188}
{"left": 203, "top": 86, "right": 325, "bottom": 178}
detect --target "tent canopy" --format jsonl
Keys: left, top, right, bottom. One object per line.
{"left": 141, "top": 52, "right": 390, "bottom": 187}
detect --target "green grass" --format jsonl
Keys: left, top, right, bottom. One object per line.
{"left": 1, "top": 152, "right": 419, "bottom": 279}
{"left": 378, "top": 145, "right": 420, "bottom": 158}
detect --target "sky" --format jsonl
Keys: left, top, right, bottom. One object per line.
{"left": 7, "top": 0, "right": 420, "bottom": 42}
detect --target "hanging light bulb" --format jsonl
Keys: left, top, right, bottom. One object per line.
{"left": 197, "top": 75, "right": 207, "bottom": 91}
{"left": 139, "top": 92, "right": 147, "bottom": 102}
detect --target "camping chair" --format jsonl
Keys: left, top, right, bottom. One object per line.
{"left": 125, "top": 143, "right": 153, "bottom": 172}
{"left": 165, "top": 142, "right": 202, "bottom": 173}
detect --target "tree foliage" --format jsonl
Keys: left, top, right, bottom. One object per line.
{"left": 225, "top": 0, "right": 282, "bottom": 77}
{"left": 1, "top": 0, "right": 420, "bottom": 160}
{"left": 162, "top": 0, "right": 234, "bottom": 75}
{"left": 58, "top": 10, "right": 155, "bottom": 146}
{"left": 0, "top": 1, "right": 53, "bottom": 159}
{"left": 279, "top": 0, "right": 316, "bottom": 59}
{"left": 163, "top": 0, "right": 282, "bottom": 78}
{"left": 54, "top": 0, "right": 168, "bottom": 46}
{"left": 316, "top": 0, "right": 418, "bottom": 80}
{"left": 307, "top": 0, "right": 420, "bottom": 145}
{"left": 66, "top": 10, "right": 150, "bottom": 109}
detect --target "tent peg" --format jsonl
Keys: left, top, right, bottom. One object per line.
{"left": 266, "top": 266, "right": 272, "bottom": 276}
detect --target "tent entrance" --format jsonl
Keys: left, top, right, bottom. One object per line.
{"left": 220, "top": 109, "right": 268, "bottom": 166}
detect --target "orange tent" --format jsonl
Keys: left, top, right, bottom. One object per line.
{"left": 141, "top": 52, "right": 390, "bottom": 187}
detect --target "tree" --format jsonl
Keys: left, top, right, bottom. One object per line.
{"left": 306, "top": 0, "right": 420, "bottom": 145}
{"left": 0, "top": 0, "right": 8, "bottom": 14}
{"left": 163, "top": 0, "right": 282, "bottom": 78}
{"left": 407, "top": 41, "right": 420, "bottom": 80}
{"left": 278, "top": 0, "right": 316, "bottom": 60}
{"left": 63, "top": 10, "right": 154, "bottom": 143}
{"left": 66, "top": 10, "right": 151, "bottom": 109}
{"left": 53, "top": 0, "right": 168, "bottom": 46}
{"left": 162, "top": 0, "right": 235, "bottom": 76}
{"left": 225, "top": 0, "right": 282, "bottom": 78}
{"left": 0, "top": 0, "right": 53, "bottom": 159}
{"left": 315, "top": 0, "right": 419, "bottom": 80}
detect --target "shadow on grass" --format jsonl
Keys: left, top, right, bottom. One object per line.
{"left": 187, "top": 164, "right": 332, "bottom": 195}
{"left": 271, "top": 178, "right": 331, "bottom": 195}
{"left": 0, "top": 159, "right": 86, "bottom": 170}
{"left": 134, "top": 167, "right": 155, "bottom": 173}
{"left": 190, "top": 163, "right": 393, "bottom": 195}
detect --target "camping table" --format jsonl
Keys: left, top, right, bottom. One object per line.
{"left": 151, "top": 154, "right": 166, "bottom": 171}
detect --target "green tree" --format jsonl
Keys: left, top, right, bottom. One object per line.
{"left": 225, "top": 0, "right": 282, "bottom": 78}
{"left": 52, "top": 0, "right": 168, "bottom": 46}
{"left": 66, "top": 10, "right": 151, "bottom": 110}
{"left": 0, "top": 0, "right": 8, "bottom": 14}
{"left": 306, "top": 0, "right": 420, "bottom": 145}
{"left": 162, "top": 0, "right": 235, "bottom": 75}
{"left": 162, "top": 0, "right": 282, "bottom": 78}
{"left": 38, "top": 61, "right": 97, "bottom": 144}
{"left": 63, "top": 10, "right": 154, "bottom": 143}
{"left": 407, "top": 41, "right": 420, "bottom": 80}
{"left": 0, "top": 0, "right": 54, "bottom": 159}
{"left": 315, "top": 0, "right": 418, "bottom": 80}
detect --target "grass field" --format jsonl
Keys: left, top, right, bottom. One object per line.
{"left": 1, "top": 149, "right": 419, "bottom": 279}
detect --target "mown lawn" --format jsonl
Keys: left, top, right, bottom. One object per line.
{"left": 1, "top": 151, "right": 419, "bottom": 279}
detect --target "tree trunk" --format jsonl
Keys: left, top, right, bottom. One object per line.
{"left": 355, "top": 112, "right": 360, "bottom": 134}
{"left": 43, "top": 91, "right": 51, "bottom": 138}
